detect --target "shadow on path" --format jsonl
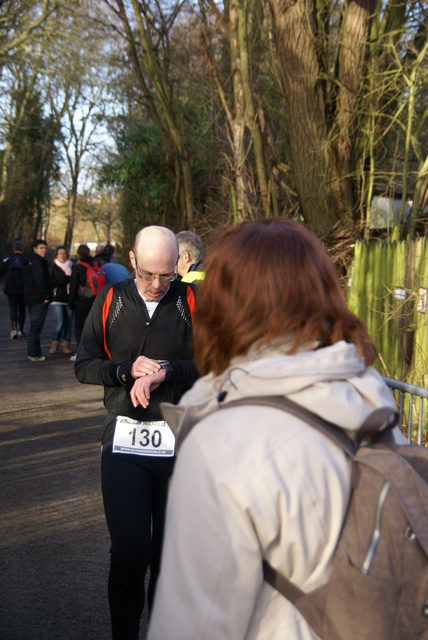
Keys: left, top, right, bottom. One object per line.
{"left": 0, "top": 286, "right": 148, "bottom": 639}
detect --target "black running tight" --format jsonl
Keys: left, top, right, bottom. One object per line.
{"left": 101, "top": 443, "right": 174, "bottom": 640}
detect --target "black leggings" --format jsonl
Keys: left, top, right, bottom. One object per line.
{"left": 7, "top": 294, "right": 25, "bottom": 329}
{"left": 101, "top": 443, "right": 174, "bottom": 640}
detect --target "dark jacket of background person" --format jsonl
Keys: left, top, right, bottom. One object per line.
{"left": 68, "top": 257, "right": 93, "bottom": 308}
{"left": 24, "top": 251, "right": 53, "bottom": 305}
{"left": 0, "top": 246, "right": 27, "bottom": 296}
{"left": 50, "top": 262, "right": 71, "bottom": 304}
{"left": 68, "top": 245, "right": 95, "bottom": 349}
{"left": 0, "top": 241, "right": 28, "bottom": 337}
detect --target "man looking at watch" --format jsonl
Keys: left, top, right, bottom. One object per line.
{"left": 75, "top": 226, "right": 198, "bottom": 640}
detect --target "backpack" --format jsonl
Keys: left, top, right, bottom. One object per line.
{"left": 79, "top": 261, "right": 106, "bottom": 298}
{"left": 217, "top": 395, "right": 428, "bottom": 640}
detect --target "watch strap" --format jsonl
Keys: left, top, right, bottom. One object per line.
{"left": 159, "top": 360, "right": 173, "bottom": 381}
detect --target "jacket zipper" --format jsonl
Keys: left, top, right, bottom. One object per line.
{"left": 362, "top": 481, "right": 390, "bottom": 575}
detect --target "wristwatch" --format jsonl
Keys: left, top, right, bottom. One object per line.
{"left": 159, "top": 360, "right": 173, "bottom": 381}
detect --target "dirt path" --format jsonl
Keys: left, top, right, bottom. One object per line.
{"left": 0, "top": 286, "right": 148, "bottom": 639}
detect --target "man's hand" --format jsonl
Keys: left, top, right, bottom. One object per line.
{"left": 131, "top": 356, "right": 162, "bottom": 379}
{"left": 130, "top": 368, "right": 167, "bottom": 408}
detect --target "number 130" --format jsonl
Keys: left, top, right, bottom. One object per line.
{"left": 130, "top": 428, "right": 162, "bottom": 448}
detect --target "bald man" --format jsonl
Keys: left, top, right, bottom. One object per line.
{"left": 75, "top": 226, "right": 198, "bottom": 640}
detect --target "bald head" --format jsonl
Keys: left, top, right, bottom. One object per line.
{"left": 134, "top": 226, "right": 179, "bottom": 264}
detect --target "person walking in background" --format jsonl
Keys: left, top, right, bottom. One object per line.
{"left": 24, "top": 239, "right": 53, "bottom": 362}
{"left": 101, "top": 260, "right": 130, "bottom": 284}
{"left": 49, "top": 246, "right": 73, "bottom": 355}
{"left": 75, "top": 226, "right": 198, "bottom": 640}
{"left": 148, "top": 219, "right": 398, "bottom": 640}
{"left": 0, "top": 239, "right": 27, "bottom": 339}
{"left": 68, "top": 244, "right": 94, "bottom": 362}
{"left": 94, "top": 242, "right": 110, "bottom": 264}
{"left": 96, "top": 243, "right": 130, "bottom": 284}
{"left": 176, "top": 230, "right": 205, "bottom": 283}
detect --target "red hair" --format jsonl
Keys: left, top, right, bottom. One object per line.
{"left": 194, "top": 219, "right": 376, "bottom": 375}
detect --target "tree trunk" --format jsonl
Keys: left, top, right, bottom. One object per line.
{"left": 235, "top": 0, "right": 269, "bottom": 213}
{"left": 269, "top": 0, "right": 339, "bottom": 235}
{"left": 269, "top": 0, "right": 377, "bottom": 236}
{"left": 332, "top": 0, "right": 377, "bottom": 213}
{"left": 64, "top": 175, "right": 78, "bottom": 252}
{"left": 229, "top": 2, "right": 249, "bottom": 221}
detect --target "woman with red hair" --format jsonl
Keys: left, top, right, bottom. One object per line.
{"left": 148, "top": 219, "right": 397, "bottom": 640}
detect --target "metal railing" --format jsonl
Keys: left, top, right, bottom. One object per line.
{"left": 383, "top": 377, "right": 428, "bottom": 445}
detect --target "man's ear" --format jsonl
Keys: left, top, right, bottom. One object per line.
{"left": 129, "top": 250, "right": 136, "bottom": 269}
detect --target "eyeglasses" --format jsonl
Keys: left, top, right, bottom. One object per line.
{"left": 134, "top": 255, "right": 176, "bottom": 283}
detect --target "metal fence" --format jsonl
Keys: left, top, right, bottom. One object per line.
{"left": 383, "top": 377, "right": 428, "bottom": 445}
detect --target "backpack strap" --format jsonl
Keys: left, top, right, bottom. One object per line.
{"left": 220, "top": 395, "right": 398, "bottom": 457}
{"left": 262, "top": 559, "right": 305, "bottom": 604}
{"left": 357, "top": 407, "right": 398, "bottom": 440}
{"left": 102, "top": 287, "right": 114, "bottom": 359}
{"left": 219, "top": 395, "right": 357, "bottom": 458}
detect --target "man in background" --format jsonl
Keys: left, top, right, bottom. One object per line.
{"left": 97, "top": 244, "right": 130, "bottom": 284}
{"left": 24, "top": 239, "right": 53, "bottom": 362}
{"left": 176, "top": 230, "right": 205, "bottom": 283}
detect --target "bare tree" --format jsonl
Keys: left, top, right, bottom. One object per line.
{"left": 199, "top": 0, "right": 273, "bottom": 221}
{"left": 0, "top": 0, "right": 60, "bottom": 78}
{"left": 44, "top": 3, "right": 112, "bottom": 251}
{"left": 105, "top": 0, "right": 196, "bottom": 227}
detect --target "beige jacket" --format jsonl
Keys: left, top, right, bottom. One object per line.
{"left": 148, "top": 340, "right": 396, "bottom": 640}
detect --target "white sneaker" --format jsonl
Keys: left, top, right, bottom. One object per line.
{"left": 10, "top": 330, "right": 17, "bottom": 339}
{"left": 28, "top": 355, "right": 48, "bottom": 362}
{"left": 70, "top": 354, "right": 77, "bottom": 361}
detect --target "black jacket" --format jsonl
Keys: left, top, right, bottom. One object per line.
{"left": 0, "top": 253, "right": 27, "bottom": 296}
{"left": 24, "top": 253, "right": 53, "bottom": 305}
{"left": 50, "top": 263, "right": 70, "bottom": 304}
{"left": 69, "top": 260, "right": 93, "bottom": 308}
{"left": 75, "top": 278, "right": 198, "bottom": 440}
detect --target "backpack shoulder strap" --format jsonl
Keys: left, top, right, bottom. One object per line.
{"left": 220, "top": 395, "right": 357, "bottom": 458}
{"left": 220, "top": 395, "right": 397, "bottom": 457}
{"left": 79, "top": 261, "right": 90, "bottom": 269}
{"left": 262, "top": 559, "right": 305, "bottom": 604}
{"left": 102, "top": 287, "right": 114, "bottom": 359}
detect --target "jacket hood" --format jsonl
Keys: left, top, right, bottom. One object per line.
{"left": 162, "top": 340, "right": 396, "bottom": 447}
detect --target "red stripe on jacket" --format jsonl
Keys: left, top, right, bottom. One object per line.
{"left": 102, "top": 287, "right": 114, "bottom": 359}
{"left": 186, "top": 286, "right": 195, "bottom": 326}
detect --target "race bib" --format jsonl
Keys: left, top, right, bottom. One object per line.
{"left": 112, "top": 416, "right": 175, "bottom": 457}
